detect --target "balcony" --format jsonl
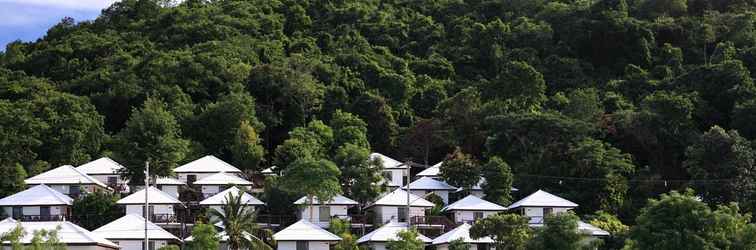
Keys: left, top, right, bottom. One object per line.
{"left": 256, "top": 214, "right": 296, "bottom": 229}
{"left": 150, "top": 213, "right": 179, "bottom": 223}
{"left": 17, "top": 215, "right": 67, "bottom": 222}
{"left": 410, "top": 215, "right": 457, "bottom": 230}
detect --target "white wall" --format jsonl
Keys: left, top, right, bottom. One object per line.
{"left": 364, "top": 242, "right": 387, "bottom": 250}
{"left": 125, "top": 204, "right": 174, "bottom": 216}
{"left": 177, "top": 173, "right": 213, "bottom": 184}
{"left": 452, "top": 210, "right": 498, "bottom": 223}
{"left": 2, "top": 206, "right": 65, "bottom": 217}
{"left": 201, "top": 185, "right": 221, "bottom": 197}
{"left": 50, "top": 185, "right": 69, "bottom": 195}
{"left": 523, "top": 207, "right": 571, "bottom": 218}
{"left": 389, "top": 169, "right": 405, "bottom": 187}
{"left": 299, "top": 205, "right": 349, "bottom": 227}
{"left": 112, "top": 240, "right": 169, "bottom": 250}
{"left": 436, "top": 243, "right": 493, "bottom": 250}
{"left": 159, "top": 185, "right": 179, "bottom": 199}
{"left": 277, "top": 241, "right": 330, "bottom": 250}
{"left": 375, "top": 206, "right": 427, "bottom": 224}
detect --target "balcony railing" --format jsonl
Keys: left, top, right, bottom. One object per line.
{"left": 256, "top": 214, "right": 296, "bottom": 228}
{"left": 17, "top": 215, "right": 67, "bottom": 222}
{"left": 348, "top": 214, "right": 373, "bottom": 225}
{"left": 410, "top": 215, "right": 456, "bottom": 229}
{"left": 150, "top": 213, "right": 179, "bottom": 223}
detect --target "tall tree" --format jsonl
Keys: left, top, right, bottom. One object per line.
{"left": 333, "top": 144, "right": 386, "bottom": 206}
{"left": 626, "top": 190, "right": 756, "bottom": 250}
{"left": 684, "top": 126, "right": 756, "bottom": 211}
{"left": 481, "top": 157, "right": 514, "bottom": 205}
{"left": 0, "top": 163, "right": 26, "bottom": 198}
{"left": 113, "top": 97, "right": 190, "bottom": 183}
{"left": 189, "top": 223, "right": 220, "bottom": 250}
{"left": 470, "top": 213, "right": 532, "bottom": 250}
{"left": 440, "top": 147, "right": 481, "bottom": 190}
{"left": 72, "top": 190, "right": 121, "bottom": 230}
{"left": 209, "top": 190, "right": 272, "bottom": 250}
{"left": 230, "top": 120, "right": 266, "bottom": 173}
{"left": 527, "top": 212, "right": 583, "bottom": 250}
{"left": 279, "top": 158, "right": 341, "bottom": 221}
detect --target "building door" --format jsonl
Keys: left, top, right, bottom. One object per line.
{"left": 187, "top": 175, "right": 197, "bottom": 185}
{"left": 69, "top": 185, "right": 81, "bottom": 198}
{"left": 12, "top": 207, "right": 21, "bottom": 219}
{"left": 108, "top": 176, "right": 118, "bottom": 186}
{"left": 296, "top": 241, "right": 309, "bottom": 250}
{"left": 40, "top": 206, "right": 50, "bottom": 219}
{"left": 398, "top": 207, "right": 408, "bottom": 222}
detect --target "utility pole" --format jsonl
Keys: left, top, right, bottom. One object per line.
{"left": 144, "top": 161, "right": 150, "bottom": 250}
{"left": 405, "top": 160, "right": 411, "bottom": 227}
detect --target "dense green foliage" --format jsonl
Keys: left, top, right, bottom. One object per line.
{"left": 71, "top": 190, "right": 122, "bottom": 230}
{"left": 386, "top": 228, "right": 425, "bottom": 250}
{"left": 209, "top": 190, "right": 272, "bottom": 250}
{"left": 188, "top": 223, "right": 220, "bottom": 250}
{"left": 527, "top": 212, "right": 584, "bottom": 250}
{"left": 2, "top": 0, "right": 756, "bottom": 241}
{"left": 470, "top": 213, "right": 532, "bottom": 250}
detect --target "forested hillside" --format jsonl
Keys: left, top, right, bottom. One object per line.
{"left": 1, "top": 0, "right": 756, "bottom": 230}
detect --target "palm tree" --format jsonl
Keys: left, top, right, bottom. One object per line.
{"left": 209, "top": 189, "right": 273, "bottom": 250}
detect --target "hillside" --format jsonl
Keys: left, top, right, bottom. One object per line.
{"left": 1, "top": 0, "right": 756, "bottom": 230}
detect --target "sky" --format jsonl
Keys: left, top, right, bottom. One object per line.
{"left": 0, "top": 0, "right": 118, "bottom": 51}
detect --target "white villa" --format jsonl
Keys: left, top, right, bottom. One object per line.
{"left": 293, "top": 194, "right": 359, "bottom": 227}
{"left": 508, "top": 189, "right": 579, "bottom": 218}
{"left": 0, "top": 218, "right": 119, "bottom": 250}
{"left": 25, "top": 165, "right": 109, "bottom": 198}
{"left": 273, "top": 219, "right": 342, "bottom": 250}
{"left": 200, "top": 186, "right": 265, "bottom": 215}
{"left": 75, "top": 157, "right": 128, "bottom": 192}
{"left": 371, "top": 153, "right": 407, "bottom": 187}
{"left": 403, "top": 177, "right": 458, "bottom": 204}
{"left": 93, "top": 214, "right": 181, "bottom": 250}
{"left": 117, "top": 186, "right": 184, "bottom": 223}
{"left": 432, "top": 223, "right": 495, "bottom": 250}
{"left": 132, "top": 177, "right": 186, "bottom": 200}
{"left": 174, "top": 155, "right": 243, "bottom": 185}
{"left": 442, "top": 195, "right": 507, "bottom": 224}
{"left": 0, "top": 184, "right": 73, "bottom": 221}
{"left": 357, "top": 221, "right": 432, "bottom": 250}
{"left": 193, "top": 172, "right": 253, "bottom": 198}
{"left": 366, "top": 188, "right": 435, "bottom": 224}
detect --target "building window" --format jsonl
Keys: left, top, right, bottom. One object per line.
{"left": 69, "top": 185, "right": 81, "bottom": 198}
{"left": 473, "top": 211, "right": 484, "bottom": 221}
{"left": 107, "top": 177, "right": 118, "bottom": 186}
{"left": 12, "top": 207, "right": 22, "bottom": 219}
{"left": 544, "top": 207, "right": 554, "bottom": 216}
{"left": 296, "top": 241, "right": 309, "bottom": 250}
{"left": 319, "top": 206, "right": 331, "bottom": 222}
{"left": 40, "top": 206, "right": 50, "bottom": 217}
{"left": 398, "top": 207, "right": 408, "bottom": 222}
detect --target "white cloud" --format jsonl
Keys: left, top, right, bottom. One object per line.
{"left": 0, "top": 0, "right": 119, "bottom": 11}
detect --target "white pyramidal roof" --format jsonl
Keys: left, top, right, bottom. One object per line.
{"left": 174, "top": 155, "right": 242, "bottom": 173}
{"left": 293, "top": 194, "right": 359, "bottom": 206}
{"left": 261, "top": 166, "right": 277, "bottom": 175}
{"left": 0, "top": 184, "right": 73, "bottom": 206}
{"left": 367, "top": 189, "right": 435, "bottom": 208}
{"left": 117, "top": 186, "right": 183, "bottom": 205}
{"left": 508, "top": 190, "right": 578, "bottom": 209}
{"left": 76, "top": 157, "right": 124, "bottom": 175}
{"left": 370, "top": 153, "right": 406, "bottom": 169}
{"left": 93, "top": 214, "right": 179, "bottom": 240}
{"left": 0, "top": 219, "right": 119, "bottom": 248}
{"left": 357, "top": 222, "right": 432, "bottom": 243}
{"left": 404, "top": 177, "right": 457, "bottom": 191}
{"left": 416, "top": 163, "right": 441, "bottom": 177}
{"left": 25, "top": 165, "right": 107, "bottom": 187}
{"left": 200, "top": 186, "right": 264, "bottom": 206}
{"left": 273, "top": 219, "right": 342, "bottom": 241}
{"left": 185, "top": 231, "right": 254, "bottom": 242}
{"left": 470, "top": 177, "right": 518, "bottom": 192}
{"left": 193, "top": 172, "right": 252, "bottom": 186}
{"left": 442, "top": 195, "right": 507, "bottom": 212}
{"left": 432, "top": 223, "right": 494, "bottom": 245}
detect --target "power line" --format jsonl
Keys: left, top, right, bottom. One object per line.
{"left": 514, "top": 173, "right": 735, "bottom": 184}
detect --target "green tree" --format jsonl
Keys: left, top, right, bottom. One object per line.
{"left": 209, "top": 190, "right": 272, "bottom": 250}
{"left": 449, "top": 239, "right": 471, "bottom": 250}
{"left": 587, "top": 211, "right": 628, "bottom": 249}
{"left": 230, "top": 120, "right": 265, "bottom": 173}
{"left": 28, "top": 227, "right": 66, "bottom": 250}
{"left": 113, "top": 97, "right": 190, "bottom": 183}
{"left": 330, "top": 218, "right": 359, "bottom": 250}
{"left": 0, "top": 163, "right": 27, "bottom": 197}
{"left": 72, "top": 190, "right": 121, "bottom": 230}
{"left": 279, "top": 158, "right": 341, "bottom": 222}
{"left": 436, "top": 87, "right": 485, "bottom": 155}
{"left": 481, "top": 157, "right": 514, "bottom": 205}
{"left": 528, "top": 211, "right": 583, "bottom": 250}
{"left": 386, "top": 228, "right": 425, "bottom": 250}
{"left": 189, "top": 223, "right": 220, "bottom": 250}
{"left": 684, "top": 126, "right": 756, "bottom": 211}
{"left": 0, "top": 223, "right": 24, "bottom": 250}
{"left": 333, "top": 144, "right": 386, "bottom": 206}
{"left": 732, "top": 99, "right": 756, "bottom": 139}
{"left": 157, "top": 245, "right": 179, "bottom": 250}
{"left": 625, "top": 190, "right": 756, "bottom": 250}
{"left": 470, "top": 213, "right": 532, "bottom": 250}
{"left": 440, "top": 148, "right": 481, "bottom": 190}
